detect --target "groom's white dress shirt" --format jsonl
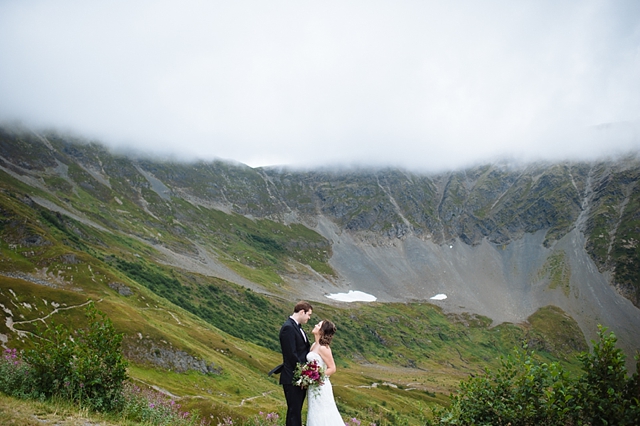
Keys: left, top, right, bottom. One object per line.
{"left": 290, "top": 316, "right": 307, "bottom": 342}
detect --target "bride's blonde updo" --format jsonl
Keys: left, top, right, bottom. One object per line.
{"left": 319, "top": 320, "right": 337, "bottom": 346}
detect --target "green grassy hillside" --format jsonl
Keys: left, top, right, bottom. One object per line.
{"left": 0, "top": 272, "right": 586, "bottom": 425}
{"left": 0, "top": 127, "right": 617, "bottom": 424}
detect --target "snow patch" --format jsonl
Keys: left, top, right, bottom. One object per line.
{"left": 326, "top": 290, "right": 377, "bottom": 302}
{"left": 430, "top": 294, "right": 447, "bottom": 300}
{"left": 0, "top": 303, "right": 12, "bottom": 316}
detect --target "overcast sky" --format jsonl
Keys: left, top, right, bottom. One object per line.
{"left": 1, "top": 1, "right": 639, "bottom": 171}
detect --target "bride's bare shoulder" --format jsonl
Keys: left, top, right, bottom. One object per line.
{"left": 318, "top": 344, "right": 332, "bottom": 355}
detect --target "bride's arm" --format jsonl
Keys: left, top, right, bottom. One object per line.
{"left": 318, "top": 345, "right": 336, "bottom": 377}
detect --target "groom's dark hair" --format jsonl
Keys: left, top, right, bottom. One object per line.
{"left": 293, "top": 301, "right": 313, "bottom": 313}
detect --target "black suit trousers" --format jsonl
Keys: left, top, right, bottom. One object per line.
{"left": 283, "top": 383, "right": 306, "bottom": 426}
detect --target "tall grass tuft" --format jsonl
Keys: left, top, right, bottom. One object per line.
{"left": 0, "top": 348, "right": 38, "bottom": 399}
{"left": 121, "top": 382, "right": 208, "bottom": 425}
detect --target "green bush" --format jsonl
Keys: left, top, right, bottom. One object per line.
{"left": 429, "top": 349, "right": 572, "bottom": 425}
{"left": 575, "top": 325, "right": 640, "bottom": 425}
{"left": 428, "top": 326, "right": 640, "bottom": 425}
{"left": 24, "top": 302, "right": 128, "bottom": 412}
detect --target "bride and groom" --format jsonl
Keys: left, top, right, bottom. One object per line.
{"left": 274, "top": 301, "right": 344, "bottom": 426}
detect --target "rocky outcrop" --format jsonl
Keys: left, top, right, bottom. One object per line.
{"left": 108, "top": 282, "right": 133, "bottom": 296}
{"left": 123, "top": 338, "right": 222, "bottom": 375}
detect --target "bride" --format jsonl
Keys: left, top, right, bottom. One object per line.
{"left": 306, "top": 319, "right": 344, "bottom": 426}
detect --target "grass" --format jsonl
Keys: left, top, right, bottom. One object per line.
{"left": 1, "top": 129, "right": 628, "bottom": 424}
{"left": 540, "top": 249, "right": 572, "bottom": 295}
{"left": 527, "top": 306, "right": 588, "bottom": 360}
{"left": 0, "top": 394, "right": 120, "bottom": 426}
{"left": 0, "top": 204, "right": 589, "bottom": 425}
{"left": 0, "top": 268, "right": 589, "bottom": 425}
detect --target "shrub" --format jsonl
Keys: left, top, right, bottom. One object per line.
{"left": 24, "top": 302, "right": 128, "bottom": 412}
{"left": 429, "top": 348, "right": 573, "bottom": 425}
{"left": 428, "top": 326, "right": 639, "bottom": 425}
{"left": 574, "top": 325, "right": 640, "bottom": 425}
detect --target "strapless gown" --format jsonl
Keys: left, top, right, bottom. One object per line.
{"left": 306, "top": 351, "right": 344, "bottom": 426}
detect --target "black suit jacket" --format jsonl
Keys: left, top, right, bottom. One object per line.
{"left": 278, "top": 317, "right": 310, "bottom": 385}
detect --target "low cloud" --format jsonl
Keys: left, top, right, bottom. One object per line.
{"left": 1, "top": 1, "right": 638, "bottom": 171}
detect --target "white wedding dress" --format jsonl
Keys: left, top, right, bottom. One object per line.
{"left": 306, "top": 351, "right": 344, "bottom": 426}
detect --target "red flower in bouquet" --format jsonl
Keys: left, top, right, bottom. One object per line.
{"left": 292, "top": 359, "right": 326, "bottom": 389}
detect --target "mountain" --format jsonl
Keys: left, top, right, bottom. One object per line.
{"left": 0, "top": 125, "right": 638, "bottom": 421}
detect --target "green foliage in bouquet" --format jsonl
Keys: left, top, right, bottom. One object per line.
{"left": 428, "top": 325, "right": 640, "bottom": 426}
{"left": 23, "top": 302, "right": 128, "bottom": 412}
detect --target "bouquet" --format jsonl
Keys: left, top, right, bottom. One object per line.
{"left": 292, "top": 359, "right": 326, "bottom": 389}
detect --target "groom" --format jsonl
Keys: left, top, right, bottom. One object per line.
{"left": 278, "top": 301, "right": 313, "bottom": 426}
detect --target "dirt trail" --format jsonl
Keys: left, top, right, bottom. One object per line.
{"left": 0, "top": 296, "right": 98, "bottom": 348}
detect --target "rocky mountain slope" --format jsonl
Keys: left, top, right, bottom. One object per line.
{"left": 1, "top": 125, "right": 638, "bottom": 361}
